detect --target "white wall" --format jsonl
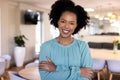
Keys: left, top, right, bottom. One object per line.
{"left": 0, "top": 0, "right": 51, "bottom": 64}
{"left": 19, "top": 3, "right": 51, "bottom": 61}
{"left": 0, "top": 0, "right": 18, "bottom": 56}
{"left": 0, "top": 8, "right": 1, "bottom": 56}
{"left": 43, "top": 12, "right": 51, "bottom": 42}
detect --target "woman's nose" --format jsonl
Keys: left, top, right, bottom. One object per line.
{"left": 64, "top": 23, "right": 69, "bottom": 28}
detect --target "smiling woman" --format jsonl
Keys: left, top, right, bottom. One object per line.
{"left": 39, "top": 0, "right": 93, "bottom": 80}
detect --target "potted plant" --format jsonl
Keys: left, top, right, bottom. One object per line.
{"left": 113, "top": 38, "right": 120, "bottom": 51}
{"left": 14, "top": 35, "right": 28, "bottom": 67}
{"left": 14, "top": 35, "right": 28, "bottom": 47}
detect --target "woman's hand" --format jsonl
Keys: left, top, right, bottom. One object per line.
{"left": 80, "top": 68, "right": 94, "bottom": 80}
{"left": 39, "top": 56, "right": 56, "bottom": 72}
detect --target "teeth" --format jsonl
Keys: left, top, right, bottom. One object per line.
{"left": 63, "top": 29, "right": 69, "bottom": 34}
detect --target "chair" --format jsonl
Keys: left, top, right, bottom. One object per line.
{"left": 92, "top": 58, "right": 106, "bottom": 80}
{"left": 1, "top": 55, "right": 11, "bottom": 69}
{"left": 34, "top": 59, "right": 39, "bottom": 63}
{"left": 25, "top": 62, "right": 39, "bottom": 68}
{"left": 0, "top": 57, "right": 6, "bottom": 80}
{"left": 8, "top": 71, "right": 26, "bottom": 80}
{"left": 107, "top": 60, "right": 120, "bottom": 80}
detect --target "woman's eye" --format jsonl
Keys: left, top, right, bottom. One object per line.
{"left": 60, "top": 20, "right": 65, "bottom": 23}
{"left": 70, "top": 23, "right": 75, "bottom": 25}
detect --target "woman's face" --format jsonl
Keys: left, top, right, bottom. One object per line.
{"left": 58, "top": 11, "right": 77, "bottom": 38}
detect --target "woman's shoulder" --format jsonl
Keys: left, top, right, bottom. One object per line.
{"left": 75, "top": 39, "right": 87, "bottom": 44}
{"left": 41, "top": 39, "right": 55, "bottom": 47}
{"left": 74, "top": 39, "right": 89, "bottom": 48}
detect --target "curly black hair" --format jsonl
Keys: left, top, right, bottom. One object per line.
{"left": 49, "top": 0, "right": 90, "bottom": 34}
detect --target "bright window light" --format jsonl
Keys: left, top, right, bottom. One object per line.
{"left": 85, "top": 8, "right": 94, "bottom": 12}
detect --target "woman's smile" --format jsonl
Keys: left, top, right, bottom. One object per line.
{"left": 62, "top": 29, "right": 70, "bottom": 34}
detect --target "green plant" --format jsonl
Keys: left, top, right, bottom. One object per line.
{"left": 113, "top": 38, "right": 120, "bottom": 45}
{"left": 14, "top": 35, "right": 28, "bottom": 47}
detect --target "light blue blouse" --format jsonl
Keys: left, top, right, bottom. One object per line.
{"left": 39, "top": 38, "right": 92, "bottom": 80}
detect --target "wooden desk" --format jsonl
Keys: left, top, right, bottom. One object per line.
{"left": 90, "top": 48, "right": 120, "bottom": 60}
{"left": 18, "top": 67, "right": 41, "bottom": 80}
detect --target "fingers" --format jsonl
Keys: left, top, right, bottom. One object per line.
{"left": 39, "top": 56, "right": 52, "bottom": 64}
{"left": 39, "top": 65, "right": 49, "bottom": 71}
{"left": 46, "top": 56, "right": 52, "bottom": 62}
{"left": 80, "top": 68, "right": 94, "bottom": 79}
{"left": 39, "top": 61, "right": 47, "bottom": 67}
{"left": 39, "top": 56, "right": 52, "bottom": 70}
{"left": 88, "top": 71, "right": 94, "bottom": 80}
{"left": 39, "top": 61, "right": 48, "bottom": 70}
{"left": 40, "top": 61, "right": 47, "bottom": 64}
{"left": 39, "top": 57, "right": 56, "bottom": 72}
{"left": 39, "top": 56, "right": 52, "bottom": 65}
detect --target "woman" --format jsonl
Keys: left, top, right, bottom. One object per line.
{"left": 39, "top": 0, "right": 93, "bottom": 80}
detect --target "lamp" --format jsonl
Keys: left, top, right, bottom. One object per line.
{"left": 107, "top": 12, "right": 119, "bottom": 22}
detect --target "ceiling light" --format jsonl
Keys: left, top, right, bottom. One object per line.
{"left": 104, "top": 16, "right": 109, "bottom": 20}
{"left": 95, "top": 14, "right": 99, "bottom": 18}
{"left": 107, "top": 12, "right": 112, "bottom": 17}
{"left": 108, "top": 13, "right": 119, "bottom": 22}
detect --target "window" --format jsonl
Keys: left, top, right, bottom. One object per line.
{"left": 35, "top": 12, "right": 43, "bottom": 55}
{"left": 50, "top": 25, "right": 59, "bottom": 38}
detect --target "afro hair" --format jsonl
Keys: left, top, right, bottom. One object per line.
{"left": 49, "top": 0, "right": 90, "bottom": 34}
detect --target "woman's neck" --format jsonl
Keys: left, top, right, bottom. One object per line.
{"left": 57, "top": 36, "right": 74, "bottom": 46}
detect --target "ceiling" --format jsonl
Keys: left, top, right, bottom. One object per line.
{"left": 11, "top": 0, "right": 120, "bottom": 12}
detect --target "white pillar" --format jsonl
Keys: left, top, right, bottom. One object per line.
{"left": 0, "top": 8, "right": 1, "bottom": 56}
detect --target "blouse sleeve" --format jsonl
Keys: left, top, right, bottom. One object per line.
{"left": 80, "top": 42, "right": 92, "bottom": 68}
{"left": 39, "top": 44, "right": 51, "bottom": 62}
{"left": 55, "top": 65, "right": 80, "bottom": 79}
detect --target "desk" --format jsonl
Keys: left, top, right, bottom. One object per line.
{"left": 18, "top": 67, "right": 41, "bottom": 80}
{"left": 90, "top": 48, "right": 120, "bottom": 80}
{"left": 90, "top": 48, "right": 120, "bottom": 60}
